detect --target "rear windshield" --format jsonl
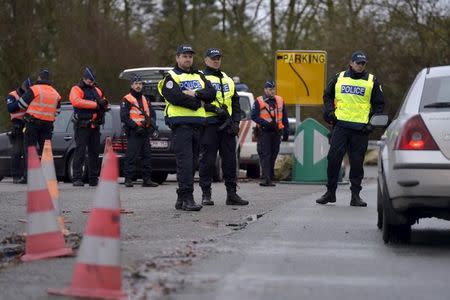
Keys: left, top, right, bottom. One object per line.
{"left": 420, "top": 75, "right": 450, "bottom": 112}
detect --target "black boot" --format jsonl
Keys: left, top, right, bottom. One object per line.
{"left": 259, "top": 179, "right": 276, "bottom": 187}
{"left": 350, "top": 192, "right": 367, "bottom": 207}
{"left": 316, "top": 190, "right": 336, "bottom": 205}
{"left": 175, "top": 189, "right": 183, "bottom": 210}
{"left": 89, "top": 178, "right": 99, "bottom": 187}
{"left": 124, "top": 178, "right": 133, "bottom": 187}
{"left": 226, "top": 186, "right": 249, "bottom": 205}
{"left": 182, "top": 193, "right": 202, "bottom": 211}
{"left": 142, "top": 178, "right": 159, "bottom": 187}
{"left": 202, "top": 189, "right": 214, "bottom": 206}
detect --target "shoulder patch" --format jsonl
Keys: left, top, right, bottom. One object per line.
{"left": 166, "top": 80, "right": 174, "bottom": 89}
{"left": 6, "top": 98, "right": 14, "bottom": 104}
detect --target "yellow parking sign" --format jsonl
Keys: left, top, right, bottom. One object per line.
{"left": 275, "top": 50, "right": 327, "bottom": 105}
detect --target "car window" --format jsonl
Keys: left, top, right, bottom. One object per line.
{"left": 239, "top": 96, "right": 251, "bottom": 120}
{"left": 155, "top": 109, "right": 169, "bottom": 130}
{"left": 53, "top": 109, "right": 73, "bottom": 133}
{"left": 420, "top": 75, "right": 450, "bottom": 112}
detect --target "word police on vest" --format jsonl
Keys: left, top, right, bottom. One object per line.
{"left": 341, "top": 85, "right": 366, "bottom": 96}
{"left": 212, "top": 83, "right": 230, "bottom": 92}
{"left": 180, "top": 80, "right": 202, "bottom": 91}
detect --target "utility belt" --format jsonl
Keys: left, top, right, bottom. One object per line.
{"left": 23, "top": 114, "right": 52, "bottom": 126}
{"left": 72, "top": 113, "right": 101, "bottom": 128}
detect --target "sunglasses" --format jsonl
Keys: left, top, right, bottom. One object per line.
{"left": 356, "top": 61, "right": 367, "bottom": 66}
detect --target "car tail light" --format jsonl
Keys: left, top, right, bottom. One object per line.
{"left": 112, "top": 136, "right": 127, "bottom": 151}
{"left": 394, "top": 114, "right": 439, "bottom": 150}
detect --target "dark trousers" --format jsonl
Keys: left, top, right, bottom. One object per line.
{"left": 9, "top": 123, "right": 24, "bottom": 178}
{"left": 23, "top": 121, "right": 53, "bottom": 177}
{"left": 327, "top": 125, "right": 369, "bottom": 193}
{"left": 73, "top": 126, "right": 100, "bottom": 182}
{"left": 199, "top": 124, "right": 237, "bottom": 191}
{"left": 124, "top": 130, "right": 152, "bottom": 180}
{"left": 257, "top": 130, "right": 281, "bottom": 182}
{"left": 172, "top": 125, "right": 202, "bottom": 194}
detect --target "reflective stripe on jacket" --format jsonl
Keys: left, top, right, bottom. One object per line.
{"left": 26, "top": 85, "right": 61, "bottom": 122}
{"left": 334, "top": 71, "right": 374, "bottom": 124}
{"left": 256, "top": 95, "right": 285, "bottom": 129}
{"left": 204, "top": 72, "right": 234, "bottom": 118}
{"left": 8, "top": 90, "right": 26, "bottom": 120}
{"left": 158, "top": 69, "right": 206, "bottom": 121}
{"left": 124, "top": 93, "right": 150, "bottom": 127}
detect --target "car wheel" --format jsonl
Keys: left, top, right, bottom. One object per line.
{"left": 246, "top": 162, "right": 260, "bottom": 178}
{"left": 382, "top": 207, "right": 391, "bottom": 243}
{"left": 150, "top": 172, "right": 168, "bottom": 184}
{"left": 67, "top": 152, "right": 87, "bottom": 183}
{"left": 213, "top": 155, "right": 223, "bottom": 182}
{"left": 377, "top": 182, "right": 383, "bottom": 230}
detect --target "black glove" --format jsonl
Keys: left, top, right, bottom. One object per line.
{"left": 96, "top": 98, "right": 107, "bottom": 110}
{"left": 204, "top": 103, "right": 217, "bottom": 112}
{"left": 135, "top": 126, "right": 146, "bottom": 136}
{"left": 324, "top": 111, "right": 337, "bottom": 124}
{"left": 228, "top": 122, "right": 240, "bottom": 136}
{"left": 282, "top": 131, "right": 289, "bottom": 141}
{"left": 362, "top": 124, "right": 373, "bottom": 134}
{"left": 215, "top": 106, "right": 228, "bottom": 119}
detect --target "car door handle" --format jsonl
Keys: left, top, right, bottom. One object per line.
{"left": 63, "top": 136, "right": 73, "bottom": 141}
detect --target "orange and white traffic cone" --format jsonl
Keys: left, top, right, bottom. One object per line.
{"left": 21, "top": 146, "right": 73, "bottom": 262}
{"left": 41, "top": 139, "right": 69, "bottom": 235}
{"left": 48, "top": 149, "right": 128, "bottom": 300}
{"left": 101, "top": 136, "right": 113, "bottom": 167}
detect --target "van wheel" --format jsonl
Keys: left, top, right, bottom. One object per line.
{"left": 246, "top": 163, "right": 260, "bottom": 178}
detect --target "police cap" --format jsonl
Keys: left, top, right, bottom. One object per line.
{"left": 176, "top": 44, "right": 195, "bottom": 55}
{"left": 205, "top": 48, "right": 222, "bottom": 58}
{"left": 351, "top": 51, "right": 368, "bottom": 63}
{"left": 264, "top": 80, "right": 275, "bottom": 89}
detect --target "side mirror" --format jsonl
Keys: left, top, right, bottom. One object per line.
{"left": 369, "top": 114, "right": 389, "bottom": 127}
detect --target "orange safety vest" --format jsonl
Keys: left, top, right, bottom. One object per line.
{"left": 124, "top": 93, "right": 150, "bottom": 127}
{"left": 8, "top": 90, "right": 26, "bottom": 120}
{"left": 256, "top": 95, "right": 284, "bottom": 129}
{"left": 27, "top": 85, "right": 61, "bottom": 122}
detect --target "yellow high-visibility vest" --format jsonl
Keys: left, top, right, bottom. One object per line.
{"left": 334, "top": 71, "right": 374, "bottom": 124}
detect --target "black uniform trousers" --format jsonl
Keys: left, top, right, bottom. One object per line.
{"left": 257, "top": 129, "right": 281, "bottom": 182}
{"left": 172, "top": 125, "right": 202, "bottom": 194}
{"left": 124, "top": 129, "right": 152, "bottom": 180}
{"left": 23, "top": 121, "right": 53, "bottom": 178}
{"left": 9, "top": 121, "right": 24, "bottom": 178}
{"left": 73, "top": 126, "right": 100, "bottom": 182}
{"left": 327, "top": 125, "right": 369, "bottom": 194}
{"left": 199, "top": 124, "right": 237, "bottom": 191}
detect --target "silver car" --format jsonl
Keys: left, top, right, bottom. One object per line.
{"left": 378, "top": 65, "right": 450, "bottom": 243}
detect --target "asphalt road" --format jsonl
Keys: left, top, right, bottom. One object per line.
{"left": 1, "top": 167, "right": 450, "bottom": 299}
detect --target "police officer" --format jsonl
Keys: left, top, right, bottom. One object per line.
{"left": 120, "top": 74, "right": 159, "bottom": 188}
{"left": 158, "top": 44, "right": 216, "bottom": 211}
{"left": 251, "top": 81, "right": 289, "bottom": 187}
{"left": 69, "top": 67, "right": 109, "bottom": 187}
{"left": 18, "top": 70, "right": 61, "bottom": 182}
{"left": 316, "top": 51, "right": 385, "bottom": 207}
{"left": 199, "top": 48, "right": 248, "bottom": 206}
{"left": 5, "top": 78, "right": 32, "bottom": 183}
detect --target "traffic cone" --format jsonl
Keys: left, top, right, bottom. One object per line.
{"left": 48, "top": 150, "right": 128, "bottom": 300}
{"left": 101, "top": 136, "right": 113, "bottom": 167}
{"left": 41, "top": 139, "right": 69, "bottom": 235}
{"left": 21, "top": 146, "right": 73, "bottom": 262}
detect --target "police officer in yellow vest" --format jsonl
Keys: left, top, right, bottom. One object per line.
{"left": 121, "top": 74, "right": 159, "bottom": 188}
{"left": 199, "top": 48, "right": 248, "bottom": 206}
{"left": 316, "top": 51, "right": 385, "bottom": 207}
{"left": 158, "top": 44, "right": 216, "bottom": 211}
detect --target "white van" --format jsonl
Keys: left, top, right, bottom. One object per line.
{"left": 237, "top": 91, "right": 260, "bottom": 178}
